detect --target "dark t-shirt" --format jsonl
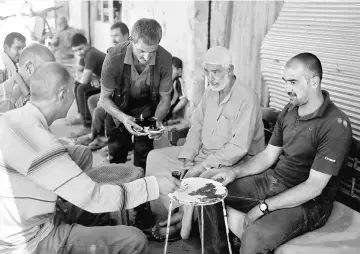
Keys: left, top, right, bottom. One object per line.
{"left": 79, "top": 47, "right": 106, "bottom": 77}
{"left": 269, "top": 90, "right": 353, "bottom": 202}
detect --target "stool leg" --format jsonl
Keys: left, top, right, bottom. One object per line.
{"left": 201, "top": 205, "right": 204, "bottom": 254}
{"left": 163, "top": 200, "right": 173, "bottom": 254}
{"left": 222, "top": 200, "right": 232, "bottom": 254}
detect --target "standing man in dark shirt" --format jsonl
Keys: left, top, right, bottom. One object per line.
{"left": 100, "top": 18, "right": 172, "bottom": 169}
{"left": 71, "top": 33, "right": 106, "bottom": 127}
{"left": 200, "top": 53, "right": 353, "bottom": 254}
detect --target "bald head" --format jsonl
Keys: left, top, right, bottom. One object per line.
{"left": 30, "top": 62, "right": 73, "bottom": 102}
{"left": 204, "top": 46, "right": 233, "bottom": 67}
{"left": 19, "top": 43, "right": 55, "bottom": 68}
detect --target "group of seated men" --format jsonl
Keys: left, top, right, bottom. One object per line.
{"left": 0, "top": 16, "right": 353, "bottom": 254}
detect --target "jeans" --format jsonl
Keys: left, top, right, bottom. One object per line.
{"left": 105, "top": 115, "right": 153, "bottom": 170}
{"left": 74, "top": 82, "right": 100, "bottom": 126}
{"left": 200, "top": 169, "right": 333, "bottom": 254}
{"left": 87, "top": 93, "right": 106, "bottom": 138}
{"left": 35, "top": 216, "right": 148, "bottom": 254}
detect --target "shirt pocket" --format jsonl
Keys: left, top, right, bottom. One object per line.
{"left": 215, "top": 115, "right": 233, "bottom": 139}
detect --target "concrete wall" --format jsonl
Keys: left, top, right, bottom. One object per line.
{"left": 68, "top": 0, "right": 89, "bottom": 40}
{"left": 210, "top": 1, "right": 284, "bottom": 106}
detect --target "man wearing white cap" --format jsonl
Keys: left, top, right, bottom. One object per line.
{"left": 146, "top": 46, "right": 265, "bottom": 241}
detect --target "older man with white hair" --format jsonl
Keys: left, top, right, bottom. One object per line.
{"left": 146, "top": 46, "right": 265, "bottom": 241}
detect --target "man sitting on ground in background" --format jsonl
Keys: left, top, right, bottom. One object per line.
{"left": 0, "top": 62, "right": 180, "bottom": 254}
{"left": 76, "top": 21, "right": 130, "bottom": 151}
{"left": 146, "top": 46, "right": 265, "bottom": 241}
{"left": 163, "top": 56, "right": 189, "bottom": 125}
{"left": 202, "top": 53, "right": 353, "bottom": 254}
{"left": 0, "top": 43, "right": 54, "bottom": 113}
{"left": 69, "top": 33, "right": 106, "bottom": 130}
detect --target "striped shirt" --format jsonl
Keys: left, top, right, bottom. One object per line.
{"left": 0, "top": 103, "right": 159, "bottom": 254}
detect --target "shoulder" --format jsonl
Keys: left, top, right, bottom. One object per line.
{"left": 0, "top": 108, "right": 58, "bottom": 147}
{"left": 234, "top": 80, "right": 260, "bottom": 106}
{"left": 156, "top": 45, "right": 172, "bottom": 64}
{"left": 107, "top": 41, "right": 130, "bottom": 58}
{"left": 320, "top": 101, "right": 352, "bottom": 139}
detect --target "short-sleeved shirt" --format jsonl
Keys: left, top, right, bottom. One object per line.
{"left": 101, "top": 42, "right": 172, "bottom": 117}
{"left": 79, "top": 47, "right": 106, "bottom": 77}
{"left": 269, "top": 90, "right": 353, "bottom": 202}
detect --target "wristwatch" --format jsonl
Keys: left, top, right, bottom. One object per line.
{"left": 259, "top": 200, "right": 270, "bottom": 214}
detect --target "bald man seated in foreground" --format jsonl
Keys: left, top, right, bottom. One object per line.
{"left": 146, "top": 46, "right": 265, "bottom": 241}
{"left": 0, "top": 43, "right": 55, "bottom": 113}
{"left": 0, "top": 62, "right": 180, "bottom": 254}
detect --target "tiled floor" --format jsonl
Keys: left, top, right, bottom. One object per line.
{"left": 50, "top": 105, "right": 201, "bottom": 254}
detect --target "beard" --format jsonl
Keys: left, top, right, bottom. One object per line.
{"left": 208, "top": 76, "right": 230, "bottom": 92}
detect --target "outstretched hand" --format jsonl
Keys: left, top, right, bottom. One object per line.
{"left": 155, "top": 175, "right": 181, "bottom": 195}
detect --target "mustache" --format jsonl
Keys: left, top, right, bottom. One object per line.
{"left": 288, "top": 92, "right": 296, "bottom": 97}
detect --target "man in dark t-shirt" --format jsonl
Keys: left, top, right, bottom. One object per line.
{"left": 70, "top": 33, "right": 106, "bottom": 127}
{"left": 199, "top": 53, "right": 353, "bottom": 254}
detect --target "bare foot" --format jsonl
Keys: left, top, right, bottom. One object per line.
{"left": 152, "top": 221, "right": 182, "bottom": 241}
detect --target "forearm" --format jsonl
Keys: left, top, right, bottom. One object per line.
{"left": 101, "top": 96, "right": 127, "bottom": 123}
{"left": 154, "top": 95, "right": 171, "bottom": 121}
{"left": 56, "top": 175, "right": 159, "bottom": 213}
{"left": 233, "top": 152, "right": 274, "bottom": 178}
{"left": 172, "top": 98, "right": 188, "bottom": 113}
{"left": 266, "top": 181, "right": 321, "bottom": 211}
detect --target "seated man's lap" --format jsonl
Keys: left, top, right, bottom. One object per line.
{"left": 36, "top": 217, "right": 147, "bottom": 254}
{"left": 222, "top": 170, "right": 333, "bottom": 252}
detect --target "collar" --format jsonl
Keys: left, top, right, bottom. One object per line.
{"left": 24, "top": 102, "right": 49, "bottom": 130}
{"left": 124, "top": 43, "right": 156, "bottom": 66}
{"left": 288, "top": 90, "right": 331, "bottom": 120}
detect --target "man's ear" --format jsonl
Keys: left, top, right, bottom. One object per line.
{"left": 228, "top": 64, "right": 234, "bottom": 75}
{"left": 58, "top": 89, "right": 66, "bottom": 103}
{"left": 25, "top": 61, "right": 35, "bottom": 75}
{"left": 4, "top": 45, "right": 10, "bottom": 54}
{"left": 311, "top": 76, "right": 321, "bottom": 87}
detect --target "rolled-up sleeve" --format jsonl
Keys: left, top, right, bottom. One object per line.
{"left": 178, "top": 93, "right": 207, "bottom": 160}
{"left": 202, "top": 97, "right": 260, "bottom": 168}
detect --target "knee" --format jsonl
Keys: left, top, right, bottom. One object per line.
{"left": 124, "top": 227, "right": 148, "bottom": 254}
{"left": 241, "top": 226, "right": 270, "bottom": 254}
{"left": 146, "top": 150, "right": 160, "bottom": 175}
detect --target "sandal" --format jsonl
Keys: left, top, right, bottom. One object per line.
{"left": 89, "top": 138, "right": 107, "bottom": 151}
{"left": 76, "top": 134, "right": 93, "bottom": 146}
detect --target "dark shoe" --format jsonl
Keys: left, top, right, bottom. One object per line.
{"left": 229, "top": 230, "right": 242, "bottom": 252}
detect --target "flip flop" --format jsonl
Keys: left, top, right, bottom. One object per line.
{"left": 76, "top": 134, "right": 93, "bottom": 146}
{"left": 69, "top": 128, "right": 90, "bottom": 138}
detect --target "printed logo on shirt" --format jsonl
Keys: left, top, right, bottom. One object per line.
{"left": 324, "top": 157, "right": 336, "bottom": 163}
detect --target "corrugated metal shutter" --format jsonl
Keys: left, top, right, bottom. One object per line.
{"left": 261, "top": 1, "right": 360, "bottom": 140}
